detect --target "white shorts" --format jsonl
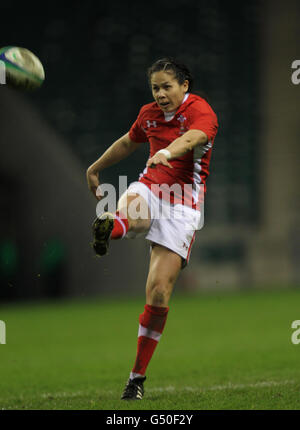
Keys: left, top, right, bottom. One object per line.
{"left": 120, "top": 181, "right": 202, "bottom": 268}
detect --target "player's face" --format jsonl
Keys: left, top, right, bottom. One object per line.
{"left": 150, "top": 71, "right": 189, "bottom": 112}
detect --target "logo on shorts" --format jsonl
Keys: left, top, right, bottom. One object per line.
{"left": 182, "top": 242, "right": 189, "bottom": 251}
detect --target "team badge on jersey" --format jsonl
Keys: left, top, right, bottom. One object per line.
{"left": 177, "top": 114, "right": 187, "bottom": 135}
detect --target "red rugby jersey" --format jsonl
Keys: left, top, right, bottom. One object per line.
{"left": 129, "top": 93, "right": 218, "bottom": 208}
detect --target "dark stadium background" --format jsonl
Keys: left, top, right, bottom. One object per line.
{"left": 0, "top": 0, "right": 299, "bottom": 301}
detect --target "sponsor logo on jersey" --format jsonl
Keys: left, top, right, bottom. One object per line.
{"left": 146, "top": 120, "right": 157, "bottom": 128}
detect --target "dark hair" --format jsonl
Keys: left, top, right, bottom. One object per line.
{"left": 147, "top": 57, "right": 194, "bottom": 92}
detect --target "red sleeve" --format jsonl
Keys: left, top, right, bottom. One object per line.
{"left": 129, "top": 107, "right": 148, "bottom": 143}
{"left": 188, "top": 100, "right": 218, "bottom": 142}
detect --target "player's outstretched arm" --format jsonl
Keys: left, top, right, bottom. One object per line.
{"left": 146, "top": 129, "right": 208, "bottom": 168}
{"left": 86, "top": 132, "right": 140, "bottom": 200}
{"left": 167, "top": 129, "right": 208, "bottom": 157}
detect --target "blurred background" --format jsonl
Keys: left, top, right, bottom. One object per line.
{"left": 0, "top": 0, "right": 299, "bottom": 302}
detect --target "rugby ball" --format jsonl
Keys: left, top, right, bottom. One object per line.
{"left": 0, "top": 46, "right": 45, "bottom": 90}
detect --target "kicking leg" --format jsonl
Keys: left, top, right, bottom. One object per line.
{"left": 92, "top": 193, "right": 150, "bottom": 256}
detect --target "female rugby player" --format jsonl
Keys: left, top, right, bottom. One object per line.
{"left": 86, "top": 58, "right": 218, "bottom": 400}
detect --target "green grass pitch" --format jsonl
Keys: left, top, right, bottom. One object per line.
{"left": 0, "top": 288, "right": 300, "bottom": 410}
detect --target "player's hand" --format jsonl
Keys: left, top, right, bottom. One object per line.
{"left": 86, "top": 167, "right": 103, "bottom": 201}
{"left": 146, "top": 153, "right": 173, "bottom": 169}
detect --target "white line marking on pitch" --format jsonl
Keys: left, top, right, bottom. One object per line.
{"left": 37, "top": 379, "right": 297, "bottom": 399}
{"left": 149, "top": 380, "right": 296, "bottom": 393}
{"left": 1, "top": 379, "right": 296, "bottom": 404}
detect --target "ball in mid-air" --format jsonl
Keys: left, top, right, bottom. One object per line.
{"left": 0, "top": 46, "right": 45, "bottom": 90}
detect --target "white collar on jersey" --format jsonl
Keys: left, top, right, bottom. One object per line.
{"left": 163, "top": 93, "right": 190, "bottom": 122}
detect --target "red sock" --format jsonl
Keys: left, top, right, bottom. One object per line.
{"left": 131, "top": 304, "right": 169, "bottom": 378}
{"left": 110, "top": 211, "right": 129, "bottom": 239}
